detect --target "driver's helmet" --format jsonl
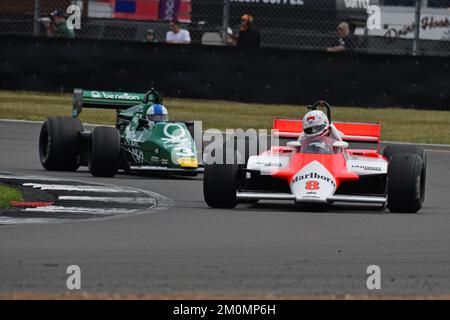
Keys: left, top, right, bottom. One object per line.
{"left": 302, "top": 110, "right": 330, "bottom": 138}
{"left": 147, "top": 104, "right": 168, "bottom": 122}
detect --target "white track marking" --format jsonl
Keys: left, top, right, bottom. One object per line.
{"left": 0, "top": 174, "right": 64, "bottom": 181}
{"left": 24, "top": 206, "right": 137, "bottom": 214}
{"left": 0, "top": 119, "right": 44, "bottom": 124}
{"left": 0, "top": 217, "right": 65, "bottom": 225}
{"left": 425, "top": 149, "right": 450, "bottom": 154}
{"left": 58, "top": 196, "right": 155, "bottom": 204}
{"left": 382, "top": 140, "right": 450, "bottom": 148}
{"left": 22, "top": 183, "right": 139, "bottom": 193}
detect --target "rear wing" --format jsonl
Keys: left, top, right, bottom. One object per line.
{"left": 72, "top": 88, "right": 161, "bottom": 117}
{"left": 273, "top": 118, "right": 381, "bottom": 143}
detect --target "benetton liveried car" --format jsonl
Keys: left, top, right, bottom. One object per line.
{"left": 39, "top": 88, "right": 202, "bottom": 177}
{"left": 203, "top": 101, "right": 427, "bottom": 213}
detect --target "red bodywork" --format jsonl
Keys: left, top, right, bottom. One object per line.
{"left": 262, "top": 118, "right": 387, "bottom": 188}
{"left": 273, "top": 118, "right": 382, "bottom": 143}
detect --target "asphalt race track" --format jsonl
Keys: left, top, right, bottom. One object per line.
{"left": 1, "top": 120, "right": 450, "bottom": 297}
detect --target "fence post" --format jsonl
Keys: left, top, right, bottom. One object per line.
{"left": 33, "top": 0, "right": 40, "bottom": 36}
{"left": 222, "top": 0, "right": 231, "bottom": 45}
{"left": 412, "top": 0, "right": 422, "bottom": 56}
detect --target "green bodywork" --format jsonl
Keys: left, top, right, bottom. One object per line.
{"left": 72, "top": 89, "right": 199, "bottom": 171}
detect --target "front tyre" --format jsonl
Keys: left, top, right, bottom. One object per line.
{"left": 88, "top": 127, "right": 121, "bottom": 177}
{"left": 39, "top": 116, "right": 83, "bottom": 171}
{"left": 387, "top": 154, "right": 425, "bottom": 213}
{"left": 383, "top": 144, "right": 427, "bottom": 201}
{"left": 203, "top": 146, "right": 240, "bottom": 208}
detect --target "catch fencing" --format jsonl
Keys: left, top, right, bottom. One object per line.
{"left": 0, "top": 1, "right": 449, "bottom": 56}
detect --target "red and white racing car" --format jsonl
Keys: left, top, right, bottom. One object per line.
{"left": 203, "top": 101, "right": 427, "bottom": 213}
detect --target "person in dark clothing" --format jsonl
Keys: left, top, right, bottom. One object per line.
{"left": 232, "top": 14, "right": 261, "bottom": 48}
{"left": 327, "top": 22, "right": 357, "bottom": 53}
{"left": 42, "top": 9, "right": 75, "bottom": 39}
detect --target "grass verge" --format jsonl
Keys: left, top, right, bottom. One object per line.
{"left": 0, "top": 184, "right": 23, "bottom": 209}
{"left": 1, "top": 90, "right": 449, "bottom": 144}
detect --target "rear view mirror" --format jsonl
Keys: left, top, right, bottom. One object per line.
{"left": 333, "top": 141, "right": 349, "bottom": 149}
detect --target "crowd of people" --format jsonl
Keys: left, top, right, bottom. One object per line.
{"left": 41, "top": 9, "right": 357, "bottom": 53}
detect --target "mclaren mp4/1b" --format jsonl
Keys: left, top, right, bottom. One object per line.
{"left": 204, "top": 101, "right": 427, "bottom": 213}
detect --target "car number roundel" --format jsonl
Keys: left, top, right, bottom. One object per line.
{"left": 305, "top": 180, "right": 320, "bottom": 190}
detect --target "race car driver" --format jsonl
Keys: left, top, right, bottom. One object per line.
{"left": 298, "top": 110, "right": 343, "bottom": 142}
{"left": 146, "top": 104, "right": 169, "bottom": 126}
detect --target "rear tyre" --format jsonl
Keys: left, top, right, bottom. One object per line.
{"left": 387, "top": 154, "right": 425, "bottom": 213}
{"left": 39, "top": 116, "right": 83, "bottom": 171}
{"left": 383, "top": 144, "right": 427, "bottom": 201}
{"left": 88, "top": 127, "right": 121, "bottom": 177}
{"left": 203, "top": 146, "right": 240, "bottom": 208}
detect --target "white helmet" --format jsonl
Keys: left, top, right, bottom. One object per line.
{"left": 302, "top": 110, "right": 330, "bottom": 138}
{"left": 147, "top": 104, "right": 168, "bottom": 122}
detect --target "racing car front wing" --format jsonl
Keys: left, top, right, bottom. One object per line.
{"left": 236, "top": 192, "right": 386, "bottom": 204}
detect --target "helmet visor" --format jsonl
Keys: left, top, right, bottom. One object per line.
{"left": 304, "top": 124, "right": 327, "bottom": 136}
{"left": 148, "top": 114, "right": 168, "bottom": 122}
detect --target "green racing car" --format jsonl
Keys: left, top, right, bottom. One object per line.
{"left": 38, "top": 88, "right": 203, "bottom": 177}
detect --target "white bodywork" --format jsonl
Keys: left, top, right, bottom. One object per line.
{"left": 241, "top": 151, "right": 387, "bottom": 205}
{"left": 290, "top": 160, "right": 337, "bottom": 203}
{"left": 347, "top": 156, "right": 388, "bottom": 176}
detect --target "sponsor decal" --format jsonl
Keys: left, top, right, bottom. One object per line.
{"left": 162, "top": 123, "right": 196, "bottom": 161}
{"left": 162, "top": 124, "right": 188, "bottom": 146}
{"left": 124, "top": 126, "right": 145, "bottom": 163}
{"left": 351, "top": 164, "right": 382, "bottom": 172}
{"left": 247, "top": 155, "right": 290, "bottom": 174}
{"left": 254, "top": 160, "right": 284, "bottom": 167}
{"left": 291, "top": 172, "right": 337, "bottom": 188}
{"left": 303, "top": 195, "right": 320, "bottom": 198}
{"left": 90, "top": 91, "right": 141, "bottom": 101}
{"left": 385, "top": 16, "right": 450, "bottom": 39}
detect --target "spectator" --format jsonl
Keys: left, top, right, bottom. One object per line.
{"left": 146, "top": 29, "right": 157, "bottom": 43}
{"left": 166, "top": 19, "right": 191, "bottom": 44}
{"left": 326, "top": 22, "right": 357, "bottom": 53}
{"left": 43, "top": 10, "right": 75, "bottom": 39}
{"left": 233, "top": 14, "right": 261, "bottom": 48}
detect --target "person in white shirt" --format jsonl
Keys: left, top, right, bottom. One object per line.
{"left": 165, "top": 19, "right": 191, "bottom": 44}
